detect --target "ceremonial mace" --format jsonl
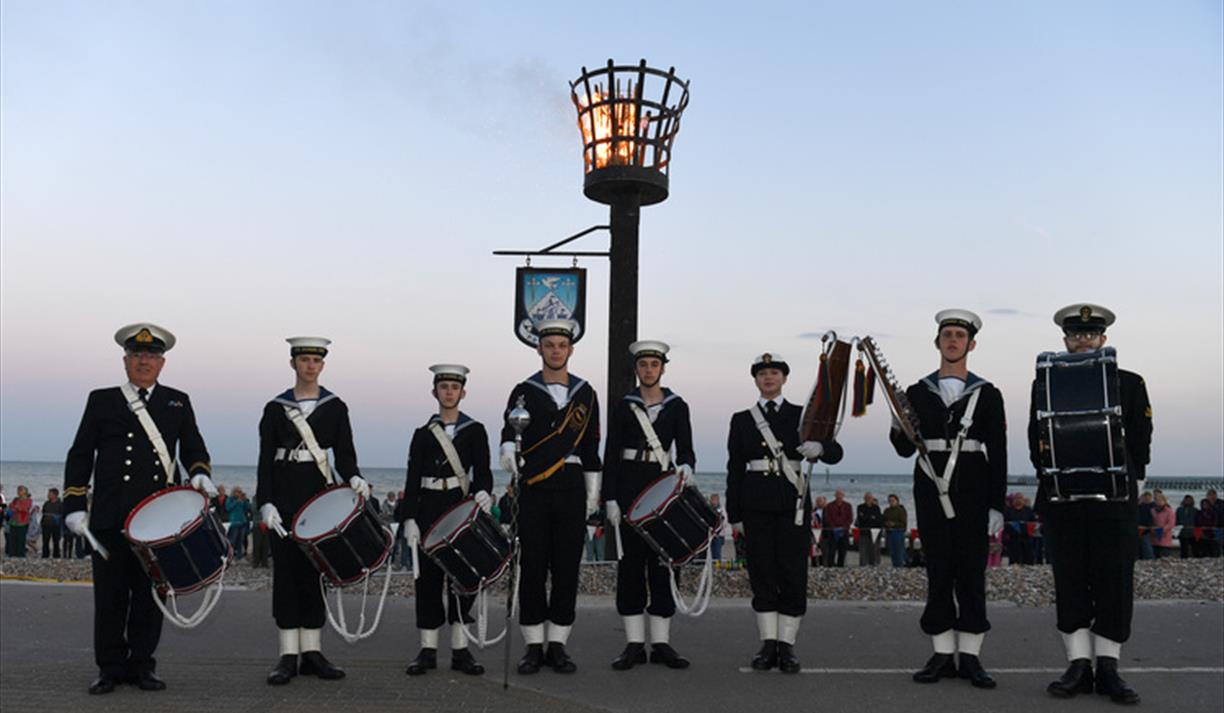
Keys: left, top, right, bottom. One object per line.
{"left": 503, "top": 395, "right": 530, "bottom": 689}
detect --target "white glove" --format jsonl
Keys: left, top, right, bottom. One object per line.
{"left": 499, "top": 442, "right": 518, "bottom": 474}
{"left": 583, "top": 471, "right": 601, "bottom": 518}
{"left": 65, "top": 511, "right": 87, "bottom": 536}
{"left": 988, "top": 509, "right": 1004, "bottom": 537}
{"left": 260, "top": 503, "right": 285, "bottom": 537}
{"left": 731, "top": 522, "right": 745, "bottom": 537}
{"left": 797, "top": 441, "right": 824, "bottom": 461}
{"left": 606, "top": 500, "right": 621, "bottom": 527}
{"left": 349, "top": 475, "right": 371, "bottom": 499}
{"left": 677, "top": 464, "right": 694, "bottom": 486}
{"left": 474, "top": 490, "right": 492, "bottom": 514}
{"left": 404, "top": 519, "right": 421, "bottom": 548}
{"left": 190, "top": 473, "right": 218, "bottom": 497}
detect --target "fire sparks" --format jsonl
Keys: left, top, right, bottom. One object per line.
{"left": 577, "top": 84, "right": 653, "bottom": 170}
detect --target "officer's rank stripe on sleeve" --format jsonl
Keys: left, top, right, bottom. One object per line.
{"left": 1145, "top": 406, "right": 1152, "bottom": 418}
{"left": 64, "top": 486, "right": 89, "bottom": 497}
{"left": 188, "top": 461, "right": 211, "bottom": 474}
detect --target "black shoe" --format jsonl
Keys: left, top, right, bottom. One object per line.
{"left": 517, "top": 644, "right": 544, "bottom": 675}
{"left": 132, "top": 670, "right": 166, "bottom": 691}
{"left": 1047, "top": 658, "right": 1094, "bottom": 698}
{"left": 777, "top": 642, "right": 801, "bottom": 674}
{"left": 450, "top": 649, "right": 484, "bottom": 676}
{"left": 649, "top": 643, "right": 690, "bottom": 669}
{"left": 545, "top": 642, "right": 577, "bottom": 673}
{"left": 957, "top": 654, "right": 996, "bottom": 689}
{"left": 405, "top": 648, "right": 437, "bottom": 676}
{"left": 1095, "top": 657, "right": 1140, "bottom": 705}
{"left": 913, "top": 653, "right": 958, "bottom": 683}
{"left": 612, "top": 642, "right": 647, "bottom": 670}
{"left": 299, "top": 651, "right": 346, "bottom": 680}
{"left": 267, "top": 655, "right": 298, "bottom": 685}
{"left": 751, "top": 640, "right": 778, "bottom": 671}
{"left": 88, "top": 674, "right": 121, "bottom": 695}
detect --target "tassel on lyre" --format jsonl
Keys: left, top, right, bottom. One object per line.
{"left": 852, "top": 359, "right": 867, "bottom": 416}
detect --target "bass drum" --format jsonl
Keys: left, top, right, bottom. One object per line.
{"left": 626, "top": 472, "right": 721, "bottom": 565}
{"left": 292, "top": 486, "right": 393, "bottom": 586}
{"left": 422, "top": 498, "right": 513, "bottom": 594}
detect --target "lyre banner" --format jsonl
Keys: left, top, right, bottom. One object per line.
{"left": 514, "top": 267, "right": 587, "bottom": 347}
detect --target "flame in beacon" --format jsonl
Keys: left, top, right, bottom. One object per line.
{"left": 578, "top": 87, "right": 652, "bottom": 170}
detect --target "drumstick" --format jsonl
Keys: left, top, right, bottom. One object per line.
{"left": 271, "top": 521, "right": 288, "bottom": 539}
{"left": 411, "top": 540, "right": 420, "bottom": 580}
{"left": 614, "top": 523, "right": 624, "bottom": 561}
{"left": 82, "top": 526, "right": 110, "bottom": 560}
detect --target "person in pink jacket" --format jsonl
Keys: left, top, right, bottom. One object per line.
{"left": 1150, "top": 491, "right": 1177, "bottom": 558}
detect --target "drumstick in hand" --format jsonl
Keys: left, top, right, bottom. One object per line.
{"left": 411, "top": 540, "right": 420, "bottom": 580}
{"left": 83, "top": 526, "right": 110, "bottom": 561}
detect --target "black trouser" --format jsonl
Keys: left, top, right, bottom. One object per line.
{"left": 415, "top": 491, "right": 475, "bottom": 631}
{"left": 42, "top": 526, "right": 61, "bottom": 558}
{"left": 916, "top": 502, "right": 989, "bottom": 635}
{"left": 821, "top": 528, "right": 848, "bottom": 567}
{"left": 517, "top": 484, "right": 586, "bottom": 627}
{"left": 269, "top": 534, "right": 325, "bottom": 629}
{"left": 1045, "top": 502, "right": 1137, "bottom": 642}
{"left": 92, "top": 528, "right": 163, "bottom": 678}
{"left": 744, "top": 509, "right": 809, "bottom": 616}
{"left": 615, "top": 522, "right": 675, "bottom": 617}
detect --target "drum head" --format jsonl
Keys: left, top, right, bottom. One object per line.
{"left": 294, "top": 487, "right": 358, "bottom": 540}
{"left": 127, "top": 488, "right": 206, "bottom": 544}
{"left": 628, "top": 473, "right": 680, "bottom": 522}
{"left": 423, "top": 500, "right": 477, "bottom": 550}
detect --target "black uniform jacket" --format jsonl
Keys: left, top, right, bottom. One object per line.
{"left": 890, "top": 373, "right": 1008, "bottom": 517}
{"left": 256, "top": 388, "right": 361, "bottom": 521}
{"left": 63, "top": 384, "right": 211, "bottom": 529}
{"left": 1030, "top": 368, "right": 1152, "bottom": 511}
{"left": 500, "top": 372, "right": 601, "bottom": 491}
{"left": 726, "top": 399, "right": 807, "bottom": 524}
{"left": 396, "top": 413, "right": 493, "bottom": 523}
{"left": 601, "top": 389, "right": 696, "bottom": 508}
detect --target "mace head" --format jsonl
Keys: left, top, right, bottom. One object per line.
{"left": 508, "top": 395, "right": 531, "bottom": 434}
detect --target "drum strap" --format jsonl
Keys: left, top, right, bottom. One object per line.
{"left": 916, "top": 388, "right": 982, "bottom": 520}
{"left": 282, "top": 405, "right": 333, "bottom": 486}
{"left": 749, "top": 405, "right": 806, "bottom": 525}
{"left": 427, "top": 423, "right": 470, "bottom": 497}
{"left": 629, "top": 404, "right": 671, "bottom": 471}
{"left": 120, "top": 383, "right": 176, "bottom": 484}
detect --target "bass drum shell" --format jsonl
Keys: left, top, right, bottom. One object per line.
{"left": 292, "top": 486, "right": 393, "bottom": 586}
{"left": 124, "top": 486, "right": 232, "bottom": 595}
{"left": 422, "top": 498, "right": 513, "bottom": 594}
{"left": 627, "top": 472, "right": 721, "bottom": 565}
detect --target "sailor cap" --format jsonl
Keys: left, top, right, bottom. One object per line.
{"left": 287, "top": 336, "right": 331, "bottom": 357}
{"left": 630, "top": 340, "right": 670, "bottom": 363}
{"left": 114, "top": 323, "right": 175, "bottom": 354}
{"left": 429, "top": 363, "right": 470, "bottom": 384}
{"left": 534, "top": 319, "right": 577, "bottom": 340}
{"left": 751, "top": 352, "right": 790, "bottom": 376}
{"left": 935, "top": 309, "right": 983, "bottom": 337}
{"left": 1054, "top": 303, "right": 1115, "bottom": 332}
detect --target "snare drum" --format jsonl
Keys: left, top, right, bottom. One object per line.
{"left": 626, "top": 473, "right": 721, "bottom": 565}
{"left": 422, "top": 499, "right": 512, "bottom": 594}
{"left": 125, "top": 487, "right": 232, "bottom": 596}
{"left": 1034, "top": 347, "right": 1129, "bottom": 501}
{"left": 292, "top": 486, "right": 393, "bottom": 586}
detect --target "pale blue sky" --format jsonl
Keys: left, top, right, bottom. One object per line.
{"left": 2, "top": 1, "right": 1221, "bottom": 474}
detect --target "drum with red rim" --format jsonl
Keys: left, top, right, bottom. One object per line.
{"left": 292, "top": 485, "right": 392, "bottom": 586}
{"left": 124, "top": 486, "right": 232, "bottom": 595}
{"left": 422, "top": 498, "right": 512, "bottom": 594}
{"left": 627, "top": 472, "right": 721, "bottom": 565}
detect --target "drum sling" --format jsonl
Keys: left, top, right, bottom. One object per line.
{"left": 428, "top": 422, "right": 471, "bottom": 496}
{"left": 121, "top": 383, "right": 177, "bottom": 483}
{"left": 282, "top": 405, "right": 336, "bottom": 486}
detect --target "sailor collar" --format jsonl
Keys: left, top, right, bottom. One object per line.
{"left": 426, "top": 412, "right": 476, "bottom": 435}
{"left": 920, "top": 372, "right": 989, "bottom": 402}
{"left": 525, "top": 371, "right": 588, "bottom": 400}
{"left": 273, "top": 387, "right": 339, "bottom": 410}
{"left": 623, "top": 387, "right": 678, "bottom": 409}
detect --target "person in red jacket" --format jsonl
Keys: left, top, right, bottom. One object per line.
{"left": 821, "top": 490, "right": 853, "bottom": 567}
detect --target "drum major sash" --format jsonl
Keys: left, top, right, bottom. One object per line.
{"left": 120, "top": 383, "right": 176, "bottom": 484}
{"left": 521, "top": 385, "right": 597, "bottom": 486}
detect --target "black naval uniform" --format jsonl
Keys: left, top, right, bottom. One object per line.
{"left": 64, "top": 383, "right": 212, "bottom": 680}
{"left": 501, "top": 372, "right": 601, "bottom": 629}
{"left": 398, "top": 413, "right": 493, "bottom": 629}
{"left": 1030, "top": 369, "right": 1152, "bottom": 643}
{"left": 890, "top": 373, "right": 1007, "bottom": 636}
{"left": 602, "top": 388, "right": 695, "bottom": 617}
{"left": 256, "top": 388, "right": 361, "bottom": 630}
{"left": 725, "top": 399, "right": 810, "bottom": 618}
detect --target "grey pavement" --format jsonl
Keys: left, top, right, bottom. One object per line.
{"left": 1, "top": 581, "right": 1221, "bottom": 713}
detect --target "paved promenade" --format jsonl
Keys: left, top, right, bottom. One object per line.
{"left": 2, "top": 581, "right": 1221, "bottom": 712}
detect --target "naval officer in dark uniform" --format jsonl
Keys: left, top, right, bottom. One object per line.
{"left": 726, "top": 352, "right": 842, "bottom": 674}
{"left": 500, "top": 319, "right": 602, "bottom": 674}
{"left": 400, "top": 364, "right": 493, "bottom": 677}
{"left": 603, "top": 340, "right": 695, "bottom": 670}
{"left": 890, "top": 310, "right": 1006, "bottom": 689}
{"left": 256, "top": 337, "right": 371, "bottom": 685}
{"left": 63, "top": 323, "right": 216, "bottom": 695}
{"left": 1030, "top": 304, "right": 1151, "bottom": 705}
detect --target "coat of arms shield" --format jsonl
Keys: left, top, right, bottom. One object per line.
{"left": 514, "top": 267, "right": 587, "bottom": 347}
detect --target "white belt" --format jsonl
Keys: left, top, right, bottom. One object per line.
{"left": 621, "top": 448, "right": 661, "bottom": 463}
{"left": 747, "top": 459, "right": 802, "bottom": 474}
{"left": 421, "top": 476, "right": 463, "bottom": 491}
{"left": 274, "top": 448, "right": 316, "bottom": 462}
{"left": 923, "top": 439, "right": 984, "bottom": 453}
